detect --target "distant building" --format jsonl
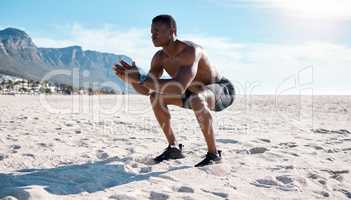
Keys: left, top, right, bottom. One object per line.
{"left": 1, "top": 74, "right": 119, "bottom": 95}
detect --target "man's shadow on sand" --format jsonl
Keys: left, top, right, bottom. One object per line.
{"left": 0, "top": 157, "right": 190, "bottom": 198}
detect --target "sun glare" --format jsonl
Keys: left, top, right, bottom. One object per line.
{"left": 270, "top": 0, "right": 351, "bottom": 20}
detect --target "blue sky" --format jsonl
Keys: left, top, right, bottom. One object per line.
{"left": 1, "top": 0, "right": 351, "bottom": 94}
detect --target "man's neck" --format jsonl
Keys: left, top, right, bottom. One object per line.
{"left": 162, "top": 39, "right": 180, "bottom": 58}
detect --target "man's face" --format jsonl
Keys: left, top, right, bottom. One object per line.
{"left": 151, "top": 22, "right": 173, "bottom": 47}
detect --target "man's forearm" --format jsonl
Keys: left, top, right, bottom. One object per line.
{"left": 143, "top": 78, "right": 184, "bottom": 95}
{"left": 131, "top": 83, "right": 150, "bottom": 95}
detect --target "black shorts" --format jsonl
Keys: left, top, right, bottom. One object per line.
{"left": 181, "top": 77, "right": 235, "bottom": 112}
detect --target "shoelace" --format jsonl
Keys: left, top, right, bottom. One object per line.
{"left": 202, "top": 150, "right": 222, "bottom": 159}
{"left": 157, "top": 144, "right": 183, "bottom": 158}
{"left": 167, "top": 144, "right": 183, "bottom": 151}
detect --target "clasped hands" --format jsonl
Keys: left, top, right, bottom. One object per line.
{"left": 112, "top": 60, "right": 141, "bottom": 84}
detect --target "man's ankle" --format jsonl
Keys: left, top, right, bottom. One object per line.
{"left": 169, "top": 143, "right": 183, "bottom": 150}
{"left": 208, "top": 150, "right": 218, "bottom": 155}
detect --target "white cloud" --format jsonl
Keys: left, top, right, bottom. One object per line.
{"left": 32, "top": 37, "right": 76, "bottom": 48}
{"left": 270, "top": 0, "right": 351, "bottom": 20}
{"left": 187, "top": 34, "right": 351, "bottom": 94}
{"left": 209, "top": 0, "right": 351, "bottom": 20}
{"left": 33, "top": 25, "right": 351, "bottom": 95}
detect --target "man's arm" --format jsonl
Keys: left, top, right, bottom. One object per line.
{"left": 130, "top": 51, "right": 164, "bottom": 95}
{"left": 131, "top": 83, "right": 150, "bottom": 95}
{"left": 143, "top": 47, "right": 200, "bottom": 95}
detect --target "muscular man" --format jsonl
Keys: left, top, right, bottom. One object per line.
{"left": 113, "top": 14, "right": 235, "bottom": 167}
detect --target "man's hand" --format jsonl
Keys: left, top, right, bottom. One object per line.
{"left": 112, "top": 60, "right": 140, "bottom": 84}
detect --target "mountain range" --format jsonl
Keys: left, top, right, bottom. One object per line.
{"left": 0, "top": 27, "right": 132, "bottom": 92}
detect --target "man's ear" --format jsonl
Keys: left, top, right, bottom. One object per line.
{"left": 171, "top": 27, "right": 177, "bottom": 36}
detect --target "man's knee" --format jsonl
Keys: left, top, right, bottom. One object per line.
{"left": 189, "top": 94, "right": 207, "bottom": 110}
{"left": 150, "top": 92, "right": 168, "bottom": 109}
{"left": 190, "top": 94, "right": 213, "bottom": 125}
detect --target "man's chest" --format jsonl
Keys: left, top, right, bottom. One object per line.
{"left": 161, "top": 58, "right": 184, "bottom": 77}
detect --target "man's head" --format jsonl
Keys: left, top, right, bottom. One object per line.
{"left": 151, "top": 14, "right": 177, "bottom": 47}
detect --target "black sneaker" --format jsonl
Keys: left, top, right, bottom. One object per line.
{"left": 153, "top": 144, "right": 185, "bottom": 163}
{"left": 195, "top": 150, "right": 222, "bottom": 167}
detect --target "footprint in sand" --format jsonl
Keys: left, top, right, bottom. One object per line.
{"left": 248, "top": 147, "right": 269, "bottom": 154}
{"left": 216, "top": 139, "right": 239, "bottom": 144}
{"left": 9, "top": 144, "right": 21, "bottom": 153}
{"left": 307, "top": 172, "right": 328, "bottom": 186}
{"left": 321, "top": 169, "right": 349, "bottom": 182}
{"left": 0, "top": 153, "right": 8, "bottom": 161}
{"left": 312, "top": 128, "right": 350, "bottom": 135}
{"left": 313, "top": 191, "right": 330, "bottom": 197}
{"left": 37, "top": 143, "right": 53, "bottom": 148}
{"left": 17, "top": 116, "right": 28, "bottom": 120}
{"left": 22, "top": 153, "right": 35, "bottom": 158}
{"left": 272, "top": 165, "right": 294, "bottom": 171}
{"left": 96, "top": 150, "right": 109, "bottom": 160}
{"left": 113, "top": 138, "right": 128, "bottom": 142}
{"left": 149, "top": 191, "right": 169, "bottom": 200}
{"left": 158, "top": 175, "right": 179, "bottom": 182}
{"left": 173, "top": 185, "right": 194, "bottom": 193}
{"left": 276, "top": 175, "right": 295, "bottom": 184}
{"left": 109, "top": 194, "right": 137, "bottom": 200}
{"left": 77, "top": 140, "right": 89, "bottom": 148}
{"left": 252, "top": 175, "right": 306, "bottom": 191}
{"left": 330, "top": 129, "right": 350, "bottom": 134}
{"left": 279, "top": 142, "right": 298, "bottom": 148}
{"left": 201, "top": 188, "right": 229, "bottom": 199}
{"left": 9, "top": 144, "right": 21, "bottom": 150}
{"left": 64, "top": 122, "right": 74, "bottom": 127}
{"left": 304, "top": 144, "right": 324, "bottom": 150}
{"left": 139, "top": 166, "right": 152, "bottom": 173}
{"left": 6, "top": 135, "right": 18, "bottom": 142}
{"left": 259, "top": 138, "right": 271, "bottom": 143}
{"left": 252, "top": 176, "right": 278, "bottom": 188}
{"left": 311, "top": 128, "right": 330, "bottom": 133}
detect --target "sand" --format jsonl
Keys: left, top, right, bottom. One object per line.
{"left": 0, "top": 95, "right": 350, "bottom": 200}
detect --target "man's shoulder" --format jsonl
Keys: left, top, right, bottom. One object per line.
{"left": 152, "top": 50, "right": 165, "bottom": 61}
{"left": 181, "top": 40, "right": 203, "bottom": 49}
{"left": 179, "top": 41, "right": 202, "bottom": 60}
{"left": 153, "top": 49, "right": 166, "bottom": 59}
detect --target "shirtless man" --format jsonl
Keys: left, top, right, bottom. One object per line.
{"left": 113, "top": 15, "right": 235, "bottom": 167}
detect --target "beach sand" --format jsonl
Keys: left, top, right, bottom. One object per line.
{"left": 0, "top": 95, "right": 350, "bottom": 199}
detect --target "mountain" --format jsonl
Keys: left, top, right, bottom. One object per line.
{"left": 0, "top": 27, "right": 131, "bottom": 92}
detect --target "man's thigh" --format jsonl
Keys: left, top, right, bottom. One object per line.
{"left": 182, "top": 88, "right": 217, "bottom": 111}
{"left": 185, "top": 82, "right": 233, "bottom": 112}
{"left": 204, "top": 81, "right": 234, "bottom": 111}
{"left": 150, "top": 92, "right": 184, "bottom": 107}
